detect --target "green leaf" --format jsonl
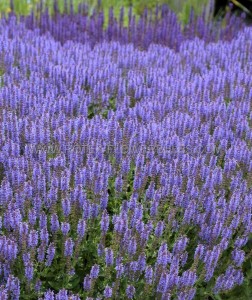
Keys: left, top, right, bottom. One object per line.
{"left": 67, "top": 275, "right": 80, "bottom": 289}
{"left": 48, "top": 280, "right": 62, "bottom": 291}
{"left": 231, "top": 0, "right": 252, "bottom": 16}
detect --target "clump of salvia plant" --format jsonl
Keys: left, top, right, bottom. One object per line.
{"left": 0, "top": 1, "right": 252, "bottom": 299}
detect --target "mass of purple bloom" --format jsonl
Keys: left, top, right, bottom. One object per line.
{"left": 0, "top": 1, "right": 252, "bottom": 299}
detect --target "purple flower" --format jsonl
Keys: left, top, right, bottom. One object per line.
{"left": 137, "top": 253, "right": 146, "bottom": 272}
{"left": 64, "top": 238, "right": 74, "bottom": 257}
{"left": 100, "top": 193, "right": 109, "bottom": 210}
{"left": 231, "top": 249, "right": 245, "bottom": 267}
{"left": 114, "top": 214, "right": 127, "bottom": 234}
{"left": 179, "top": 270, "right": 197, "bottom": 288}
{"left": 28, "top": 230, "right": 38, "bottom": 249}
{"left": 37, "top": 245, "right": 46, "bottom": 262}
{"left": 150, "top": 200, "right": 159, "bottom": 217}
{"left": 61, "top": 222, "right": 70, "bottom": 236}
{"left": 39, "top": 212, "right": 47, "bottom": 229}
{"left": 43, "top": 290, "right": 55, "bottom": 300}
{"left": 214, "top": 266, "right": 244, "bottom": 293}
{"left": 157, "top": 243, "right": 171, "bottom": 267}
{"left": 194, "top": 244, "right": 205, "bottom": 260}
{"left": 40, "top": 228, "right": 49, "bottom": 245}
{"left": 173, "top": 236, "right": 188, "bottom": 254}
{"left": 105, "top": 248, "right": 114, "bottom": 266}
{"left": 157, "top": 272, "right": 168, "bottom": 294}
{"left": 25, "top": 261, "right": 33, "bottom": 282}
{"left": 28, "top": 209, "right": 37, "bottom": 226}
{"left": 46, "top": 243, "right": 56, "bottom": 266}
{"left": 145, "top": 266, "right": 153, "bottom": 284}
{"left": 23, "top": 253, "right": 30, "bottom": 265}
{"left": 103, "top": 285, "right": 112, "bottom": 298}
{"left": 130, "top": 261, "right": 138, "bottom": 273}
{"left": 55, "top": 289, "right": 68, "bottom": 300}
{"left": 91, "top": 203, "right": 99, "bottom": 218}
{"left": 0, "top": 290, "right": 8, "bottom": 300}
{"left": 181, "top": 252, "right": 188, "bottom": 267}
{"left": 62, "top": 198, "right": 71, "bottom": 217}
{"left": 19, "top": 222, "right": 29, "bottom": 237}
{"left": 35, "top": 280, "right": 42, "bottom": 292}
{"left": 115, "top": 175, "right": 123, "bottom": 193}
{"left": 155, "top": 221, "right": 164, "bottom": 238}
{"left": 90, "top": 264, "right": 100, "bottom": 279}
{"left": 97, "top": 242, "right": 105, "bottom": 257}
{"left": 115, "top": 263, "right": 125, "bottom": 278}
{"left": 83, "top": 275, "right": 92, "bottom": 291}
{"left": 177, "top": 288, "right": 196, "bottom": 300}
{"left": 126, "top": 285, "right": 135, "bottom": 299}
{"left": 234, "top": 236, "right": 248, "bottom": 248}
{"left": 82, "top": 201, "right": 91, "bottom": 220}
{"left": 101, "top": 210, "right": 109, "bottom": 233}
{"left": 77, "top": 219, "right": 86, "bottom": 239}
{"left": 50, "top": 213, "right": 60, "bottom": 233}
{"left": 128, "top": 237, "right": 137, "bottom": 256}
{"left": 6, "top": 275, "right": 20, "bottom": 299}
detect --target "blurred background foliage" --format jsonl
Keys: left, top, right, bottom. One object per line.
{"left": 0, "top": 0, "right": 252, "bottom": 24}
{"left": 0, "top": 0, "right": 222, "bottom": 23}
{"left": 0, "top": 0, "right": 210, "bottom": 23}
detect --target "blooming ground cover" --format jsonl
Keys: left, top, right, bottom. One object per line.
{"left": 0, "top": 2, "right": 252, "bottom": 299}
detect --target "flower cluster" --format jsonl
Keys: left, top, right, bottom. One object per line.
{"left": 0, "top": 1, "right": 251, "bottom": 299}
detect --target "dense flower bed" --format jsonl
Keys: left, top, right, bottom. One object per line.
{"left": 0, "top": 3, "right": 252, "bottom": 299}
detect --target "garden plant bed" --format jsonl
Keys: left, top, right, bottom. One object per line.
{"left": 0, "top": 1, "right": 252, "bottom": 299}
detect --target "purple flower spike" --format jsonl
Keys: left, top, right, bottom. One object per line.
{"left": 90, "top": 264, "right": 100, "bottom": 279}
{"left": 83, "top": 275, "right": 92, "bottom": 291}
{"left": 105, "top": 248, "right": 114, "bottom": 266}
{"left": 126, "top": 285, "right": 135, "bottom": 299}
{"left": 104, "top": 285, "right": 113, "bottom": 298}
{"left": 64, "top": 238, "right": 74, "bottom": 257}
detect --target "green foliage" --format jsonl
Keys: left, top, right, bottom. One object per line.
{"left": 0, "top": 0, "right": 211, "bottom": 24}
{"left": 178, "top": 0, "right": 209, "bottom": 24}
{"left": 231, "top": 0, "right": 252, "bottom": 17}
{"left": 87, "top": 97, "right": 116, "bottom": 119}
{"left": 0, "top": 162, "right": 4, "bottom": 185}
